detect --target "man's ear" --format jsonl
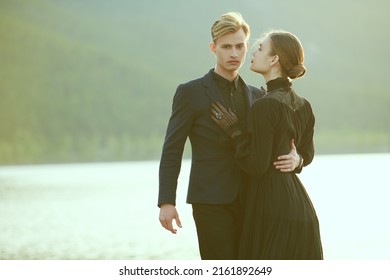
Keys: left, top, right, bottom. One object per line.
{"left": 209, "top": 42, "right": 216, "bottom": 53}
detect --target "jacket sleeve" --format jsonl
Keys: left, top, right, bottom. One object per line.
{"left": 158, "top": 85, "right": 194, "bottom": 206}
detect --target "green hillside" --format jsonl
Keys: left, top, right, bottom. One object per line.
{"left": 0, "top": 0, "right": 389, "bottom": 164}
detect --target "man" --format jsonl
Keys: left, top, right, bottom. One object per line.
{"left": 158, "top": 12, "right": 301, "bottom": 260}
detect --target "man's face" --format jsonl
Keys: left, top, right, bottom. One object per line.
{"left": 210, "top": 28, "right": 248, "bottom": 75}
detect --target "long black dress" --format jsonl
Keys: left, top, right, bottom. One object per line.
{"left": 234, "top": 78, "right": 323, "bottom": 259}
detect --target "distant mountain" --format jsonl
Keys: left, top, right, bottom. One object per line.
{"left": 0, "top": 0, "right": 389, "bottom": 164}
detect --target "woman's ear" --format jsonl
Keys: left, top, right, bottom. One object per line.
{"left": 270, "top": 55, "right": 279, "bottom": 66}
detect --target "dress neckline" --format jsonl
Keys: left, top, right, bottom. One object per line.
{"left": 266, "top": 77, "right": 291, "bottom": 92}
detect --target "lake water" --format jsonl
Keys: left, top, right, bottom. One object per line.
{"left": 0, "top": 154, "right": 389, "bottom": 260}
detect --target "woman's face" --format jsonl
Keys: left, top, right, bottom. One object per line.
{"left": 250, "top": 36, "right": 275, "bottom": 75}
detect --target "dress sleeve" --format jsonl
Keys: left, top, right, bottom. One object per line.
{"left": 232, "top": 98, "right": 279, "bottom": 178}
{"left": 298, "top": 100, "right": 315, "bottom": 167}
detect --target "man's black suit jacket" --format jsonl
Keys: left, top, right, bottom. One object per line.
{"left": 158, "top": 69, "right": 264, "bottom": 206}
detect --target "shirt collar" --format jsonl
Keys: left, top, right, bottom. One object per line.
{"left": 212, "top": 70, "right": 240, "bottom": 90}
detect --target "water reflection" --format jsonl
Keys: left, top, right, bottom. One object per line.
{"left": 0, "top": 154, "right": 389, "bottom": 260}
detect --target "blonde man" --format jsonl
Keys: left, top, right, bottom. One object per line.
{"left": 158, "top": 12, "right": 300, "bottom": 259}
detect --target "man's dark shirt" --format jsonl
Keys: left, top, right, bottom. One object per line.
{"left": 212, "top": 71, "right": 248, "bottom": 131}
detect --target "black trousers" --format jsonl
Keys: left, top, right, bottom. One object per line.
{"left": 192, "top": 198, "right": 243, "bottom": 260}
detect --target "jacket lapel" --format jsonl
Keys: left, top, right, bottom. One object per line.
{"left": 202, "top": 69, "right": 227, "bottom": 107}
{"left": 239, "top": 76, "right": 266, "bottom": 109}
{"left": 241, "top": 78, "right": 254, "bottom": 108}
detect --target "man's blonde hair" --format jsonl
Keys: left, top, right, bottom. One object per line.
{"left": 211, "top": 12, "right": 250, "bottom": 44}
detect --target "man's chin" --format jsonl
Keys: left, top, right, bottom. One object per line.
{"left": 226, "top": 65, "right": 242, "bottom": 71}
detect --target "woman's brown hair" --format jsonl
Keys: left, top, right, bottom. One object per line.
{"left": 267, "top": 31, "right": 306, "bottom": 79}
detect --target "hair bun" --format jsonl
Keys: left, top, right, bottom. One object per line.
{"left": 288, "top": 64, "right": 306, "bottom": 79}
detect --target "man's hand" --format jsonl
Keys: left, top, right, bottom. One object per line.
{"left": 159, "top": 204, "right": 182, "bottom": 234}
{"left": 273, "top": 139, "right": 301, "bottom": 172}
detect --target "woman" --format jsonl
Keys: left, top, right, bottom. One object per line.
{"left": 211, "top": 30, "right": 323, "bottom": 259}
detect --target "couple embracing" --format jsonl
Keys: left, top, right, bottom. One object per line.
{"left": 158, "top": 12, "right": 323, "bottom": 260}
